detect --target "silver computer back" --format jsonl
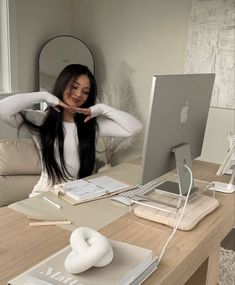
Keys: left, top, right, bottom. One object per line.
{"left": 140, "top": 74, "right": 215, "bottom": 187}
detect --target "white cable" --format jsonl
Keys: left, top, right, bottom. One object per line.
{"left": 157, "top": 164, "right": 193, "bottom": 265}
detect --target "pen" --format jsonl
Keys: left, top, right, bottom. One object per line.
{"left": 29, "top": 220, "right": 72, "bottom": 226}
{"left": 27, "top": 216, "right": 67, "bottom": 221}
{"left": 43, "top": 196, "right": 62, "bottom": 209}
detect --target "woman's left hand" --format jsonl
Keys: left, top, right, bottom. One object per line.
{"left": 75, "top": 107, "right": 91, "bottom": 122}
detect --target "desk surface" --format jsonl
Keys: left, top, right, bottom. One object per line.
{"left": 1, "top": 160, "right": 234, "bottom": 285}
{"left": 0, "top": 207, "right": 71, "bottom": 284}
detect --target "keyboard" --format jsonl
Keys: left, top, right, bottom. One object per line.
{"left": 111, "top": 179, "right": 162, "bottom": 205}
{"left": 119, "top": 187, "right": 149, "bottom": 198}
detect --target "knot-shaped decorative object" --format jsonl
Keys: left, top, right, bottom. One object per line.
{"left": 64, "top": 227, "right": 113, "bottom": 274}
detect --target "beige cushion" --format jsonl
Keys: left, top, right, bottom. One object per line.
{"left": 0, "top": 175, "right": 40, "bottom": 206}
{"left": 0, "top": 139, "right": 41, "bottom": 175}
{"left": 133, "top": 194, "right": 219, "bottom": 231}
{"left": 0, "top": 139, "right": 42, "bottom": 206}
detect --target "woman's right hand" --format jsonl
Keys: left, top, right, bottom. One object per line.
{"left": 53, "top": 100, "right": 76, "bottom": 113}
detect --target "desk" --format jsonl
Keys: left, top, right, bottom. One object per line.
{"left": 0, "top": 207, "right": 71, "bottom": 284}
{"left": 1, "top": 160, "right": 234, "bottom": 285}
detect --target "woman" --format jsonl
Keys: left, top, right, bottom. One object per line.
{"left": 0, "top": 64, "right": 142, "bottom": 197}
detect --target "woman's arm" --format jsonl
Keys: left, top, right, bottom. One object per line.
{"left": 0, "top": 91, "right": 59, "bottom": 127}
{"left": 89, "top": 103, "right": 143, "bottom": 137}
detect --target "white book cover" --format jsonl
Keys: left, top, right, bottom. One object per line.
{"left": 9, "top": 240, "right": 158, "bottom": 285}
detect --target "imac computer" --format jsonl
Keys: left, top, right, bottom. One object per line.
{"left": 140, "top": 74, "right": 215, "bottom": 196}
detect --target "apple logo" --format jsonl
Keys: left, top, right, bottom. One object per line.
{"left": 180, "top": 101, "right": 189, "bottom": 123}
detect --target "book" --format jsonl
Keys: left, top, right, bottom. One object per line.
{"left": 54, "top": 175, "right": 137, "bottom": 205}
{"left": 8, "top": 240, "right": 158, "bottom": 285}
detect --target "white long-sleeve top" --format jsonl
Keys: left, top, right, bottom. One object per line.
{"left": 0, "top": 92, "right": 143, "bottom": 196}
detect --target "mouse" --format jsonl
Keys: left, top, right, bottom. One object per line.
{"left": 111, "top": 195, "right": 133, "bottom": 206}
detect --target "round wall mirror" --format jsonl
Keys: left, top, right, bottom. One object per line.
{"left": 38, "top": 35, "right": 95, "bottom": 92}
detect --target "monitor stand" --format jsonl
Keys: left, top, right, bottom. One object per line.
{"left": 156, "top": 143, "right": 198, "bottom": 198}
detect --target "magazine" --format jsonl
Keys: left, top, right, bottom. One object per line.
{"left": 9, "top": 240, "right": 158, "bottom": 285}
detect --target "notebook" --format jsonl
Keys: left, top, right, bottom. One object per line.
{"left": 53, "top": 175, "right": 137, "bottom": 205}
{"left": 8, "top": 240, "right": 158, "bottom": 285}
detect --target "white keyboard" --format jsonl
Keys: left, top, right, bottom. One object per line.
{"left": 119, "top": 187, "right": 149, "bottom": 198}
{"left": 111, "top": 179, "right": 162, "bottom": 205}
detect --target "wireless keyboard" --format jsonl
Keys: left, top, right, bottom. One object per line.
{"left": 111, "top": 178, "right": 162, "bottom": 205}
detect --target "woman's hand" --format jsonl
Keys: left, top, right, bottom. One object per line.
{"left": 75, "top": 107, "right": 92, "bottom": 122}
{"left": 53, "top": 101, "right": 92, "bottom": 122}
{"left": 52, "top": 100, "right": 77, "bottom": 113}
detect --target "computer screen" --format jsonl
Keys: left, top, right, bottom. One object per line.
{"left": 140, "top": 74, "right": 215, "bottom": 195}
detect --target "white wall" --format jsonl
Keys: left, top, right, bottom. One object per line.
{"left": 71, "top": 0, "right": 190, "bottom": 114}
{"left": 14, "top": 0, "right": 72, "bottom": 92}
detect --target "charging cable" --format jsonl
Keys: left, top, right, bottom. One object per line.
{"left": 157, "top": 164, "right": 193, "bottom": 265}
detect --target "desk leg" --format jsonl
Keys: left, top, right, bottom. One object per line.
{"left": 206, "top": 245, "right": 220, "bottom": 285}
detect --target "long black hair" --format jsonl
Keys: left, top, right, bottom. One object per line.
{"left": 20, "top": 64, "right": 97, "bottom": 184}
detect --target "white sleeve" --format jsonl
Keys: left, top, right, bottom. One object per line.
{"left": 0, "top": 91, "right": 59, "bottom": 127}
{"left": 90, "top": 103, "right": 143, "bottom": 137}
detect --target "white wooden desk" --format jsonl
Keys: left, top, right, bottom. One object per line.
{"left": 1, "top": 160, "right": 234, "bottom": 285}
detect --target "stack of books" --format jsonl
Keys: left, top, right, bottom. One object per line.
{"left": 8, "top": 240, "right": 158, "bottom": 285}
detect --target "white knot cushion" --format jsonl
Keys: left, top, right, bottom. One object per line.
{"left": 64, "top": 227, "right": 113, "bottom": 274}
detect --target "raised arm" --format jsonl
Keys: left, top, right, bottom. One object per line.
{"left": 0, "top": 91, "right": 59, "bottom": 127}
{"left": 90, "top": 103, "right": 143, "bottom": 137}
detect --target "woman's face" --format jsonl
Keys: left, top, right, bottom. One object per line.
{"left": 63, "top": 75, "right": 90, "bottom": 108}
